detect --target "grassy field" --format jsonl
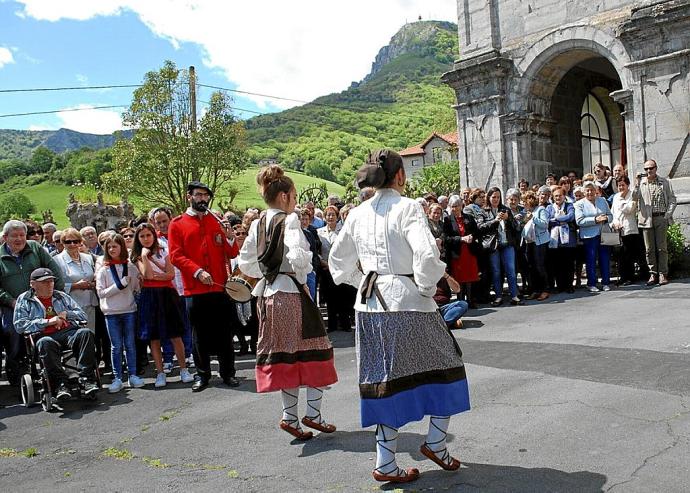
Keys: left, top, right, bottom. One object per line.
{"left": 11, "top": 168, "right": 345, "bottom": 228}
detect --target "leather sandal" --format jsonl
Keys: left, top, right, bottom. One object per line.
{"left": 301, "top": 416, "right": 336, "bottom": 433}
{"left": 420, "top": 443, "right": 461, "bottom": 471}
{"left": 372, "top": 467, "right": 420, "bottom": 483}
{"left": 279, "top": 420, "right": 313, "bottom": 441}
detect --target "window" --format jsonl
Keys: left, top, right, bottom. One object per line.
{"left": 432, "top": 147, "right": 444, "bottom": 163}
{"left": 411, "top": 159, "right": 421, "bottom": 167}
{"left": 581, "top": 93, "right": 611, "bottom": 172}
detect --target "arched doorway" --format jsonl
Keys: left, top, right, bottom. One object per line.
{"left": 549, "top": 56, "right": 624, "bottom": 178}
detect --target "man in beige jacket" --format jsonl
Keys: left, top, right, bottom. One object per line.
{"left": 634, "top": 159, "right": 677, "bottom": 285}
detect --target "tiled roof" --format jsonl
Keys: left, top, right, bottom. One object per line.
{"left": 399, "top": 130, "right": 459, "bottom": 156}
{"left": 399, "top": 144, "right": 424, "bottom": 156}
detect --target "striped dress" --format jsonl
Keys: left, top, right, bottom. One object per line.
{"left": 329, "top": 189, "right": 470, "bottom": 428}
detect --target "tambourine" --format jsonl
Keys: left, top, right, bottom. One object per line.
{"left": 224, "top": 267, "right": 258, "bottom": 302}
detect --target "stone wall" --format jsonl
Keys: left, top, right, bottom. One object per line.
{"left": 65, "top": 193, "right": 135, "bottom": 232}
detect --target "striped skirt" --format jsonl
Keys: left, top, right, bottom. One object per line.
{"left": 356, "top": 310, "right": 470, "bottom": 429}
{"left": 255, "top": 291, "right": 338, "bottom": 393}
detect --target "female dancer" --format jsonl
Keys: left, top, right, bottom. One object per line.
{"left": 238, "top": 165, "right": 338, "bottom": 441}
{"left": 329, "top": 150, "right": 471, "bottom": 483}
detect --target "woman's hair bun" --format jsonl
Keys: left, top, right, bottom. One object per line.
{"left": 355, "top": 149, "right": 403, "bottom": 189}
{"left": 256, "top": 164, "right": 285, "bottom": 190}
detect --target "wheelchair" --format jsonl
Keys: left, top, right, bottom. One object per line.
{"left": 19, "top": 324, "right": 102, "bottom": 412}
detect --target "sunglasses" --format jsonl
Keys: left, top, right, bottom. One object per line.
{"left": 62, "top": 239, "right": 81, "bottom": 245}
{"left": 234, "top": 232, "right": 247, "bottom": 236}
{"left": 644, "top": 167, "right": 657, "bottom": 171}
{"left": 122, "top": 234, "right": 135, "bottom": 239}
{"left": 27, "top": 230, "right": 44, "bottom": 235}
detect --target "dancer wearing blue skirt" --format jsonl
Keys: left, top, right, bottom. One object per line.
{"left": 329, "top": 149, "right": 470, "bottom": 484}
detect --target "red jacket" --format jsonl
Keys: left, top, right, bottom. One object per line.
{"left": 168, "top": 211, "right": 239, "bottom": 296}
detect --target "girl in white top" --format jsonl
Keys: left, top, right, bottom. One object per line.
{"left": 329, "top": 149, "right": 470, "bottom": 484}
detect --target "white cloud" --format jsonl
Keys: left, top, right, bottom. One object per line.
{"left": 14, "top": 0, "right": 458, "bottom": 108}
{"left": 55, "top": 105, "right": 124, "bottom": 134}
{"left": 0, "top": 47, "right": 15, "bottom": 69}
{"left": 27, "top": 124, "right": 55, "bottom": 131}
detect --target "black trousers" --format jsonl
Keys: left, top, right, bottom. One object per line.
{"left": 527, "top": 243, "right": 548, "bottom": 293}
{"left": 320, "top": 269, "right": 352, "bottom": 331}
{"left": 550, "top": 247, "right": 575, "bottom": 291}
{"left": 94, "top": 306, "right": 111, "bottom": 369}
{"left": 620, "top": 233, "right": 650, "bottom": 282}
{"left": 1, "top": 307, "right": 26, "bottom": 385}
{"left": 188, "top": 292, "right": 235, "bottom": 381}
{"left": 36, "top": 328, "right": 96, "bottom": 385}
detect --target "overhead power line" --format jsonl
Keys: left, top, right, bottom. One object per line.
{"left": 0, "top": 105, "right": 128, "bottom": 119}
{"left": 0, "top": 84, "right": 141, "bottom": 93}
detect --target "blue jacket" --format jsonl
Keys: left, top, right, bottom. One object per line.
{"left": 574, "top": 197, "right": 613, "bottom": 239}
{"left": 13, "top": 289, "right": 88, "bottom": 335}
{"left": 532, "top": 206, "right": 551, "bottom": 246}
{"left": 546, "top": 202, "right": 577, "bottom": 247}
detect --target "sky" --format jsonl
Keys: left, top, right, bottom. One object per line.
{"left": 0, "top": 0, "right": 457, "bottom": 134}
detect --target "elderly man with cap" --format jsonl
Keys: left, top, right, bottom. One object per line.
{"left": 13, "top": 267, "right": 98, "bottom": 400}
{"left": 168, "top": 181, "right": 240, "bottom": 392}
{"left": 0, "top": 219, "right": 65, "bottom": 386}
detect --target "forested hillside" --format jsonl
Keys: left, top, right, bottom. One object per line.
{"left": 245, "top": 20, "right": 459, "bottom": 184}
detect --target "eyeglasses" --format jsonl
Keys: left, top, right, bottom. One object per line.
{"left": 122, "top": 234, "right": 134, "bottom": 239}
{"left": 234, "top": 232, "right": 247, "bottom": 236}
{"left": 192, "top": 192, "right": 211, "bottom": 198}
{"left": 62, "top": 239, "right": 81, "bottom": 245}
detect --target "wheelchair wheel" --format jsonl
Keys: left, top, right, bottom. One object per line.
{"left": 20, "top": 374, "right": 36, "bottom": 407}
{"left": 41, "top": 392, "right": 54, "bottom": 412}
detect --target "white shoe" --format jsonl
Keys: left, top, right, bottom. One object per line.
{"left": 108, "top": 378, "right": 124, "bottom": 394}
{"left": 180, "top": 368, "right": 194, "bottom": 383}
{"left": 163, "top": 362, "right": 173, "bottom": 374}
{"left": 128, "top": 375, "right": 145, "bottom": 388}
{"left": 185, "top": 356, "right": 195, "bottom": 368}
{"left": 587, "top": 286, "right": 600, "bottom": 293}
{"left": 602, "top": 285, "right": 611, "bottom": 292}
{"left": 155, "top": 372, "right": 167, "bottom": 388}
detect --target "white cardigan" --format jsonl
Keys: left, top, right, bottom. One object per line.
{"left": 611, "top": 191, "right": 639, "bottom": 236}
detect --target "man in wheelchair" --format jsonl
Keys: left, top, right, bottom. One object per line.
{"left": 13, "top": 268, "right": 98, "bottom": 400}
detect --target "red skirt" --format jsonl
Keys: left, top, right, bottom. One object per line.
{"left": 450, "top": 244, "right": 480, "bottom": 283}
{"left": 255, "top": 291, "right": 338, "bottom": 392}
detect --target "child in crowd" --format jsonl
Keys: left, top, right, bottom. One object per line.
{"left": 131, "top": 223, "right": 194, "bottom": 388}
{"left": 96, "top": 233, "right": 145, "bottom": 393}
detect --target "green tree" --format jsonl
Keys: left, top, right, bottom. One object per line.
{"left": 408, "top": 161, "right": 461, "bottom": 197}
{"left": 104, "top": 61, "right": 248, "bottom": 212}
{"left": 0, "top": 192, "right": 36, "bottom": 222}
{"left": 30, "top": 146, "right": 55, "bottom": 174}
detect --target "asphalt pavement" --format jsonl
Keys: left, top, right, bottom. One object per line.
{"left": 1, "top": 279, "right": 689, "bottom": 492}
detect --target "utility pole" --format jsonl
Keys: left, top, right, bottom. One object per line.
{"left": 189, "top": 65, "right": 199, "bottom": 181}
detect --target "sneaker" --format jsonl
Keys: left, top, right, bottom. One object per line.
{"left": 185, "top": 356, "right": 195, "bottom": 368}
{"left": 163, "top": 362, "right": 173, "bottom": 374}
{"left": 83, "top": 380, "right": 99, "bottom": 396}
{"left": 108, "top": 378, "right": 124, "bottom": 394}
{"left": 602, "top": 285, "right": 611, "bottom": 292}
{"left": 128, "top": 375, "right": 145, "bottom": 388}
{"left": 56, "top": 382, "right": 72, "bottom": 401}
{"left": 180, "top": 368, "right": 194, "bottom": 383}
{"left": 587, "top": 286, "right": 600, "bottom": 293}
{"left": 155, "top": 372, "right": 167, "bottom": 388}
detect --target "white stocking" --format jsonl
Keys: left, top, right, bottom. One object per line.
{"left": 375, "top": 424, "right": 401, "bottom": 476}
{"left": 425, "top": 415, "right": 452, "bottom": 465}
{"left": 305, "top": 386, "right": 327, "bottom": 424}
{"left": 281, "top": 388, "right": 302, "bottom": 430}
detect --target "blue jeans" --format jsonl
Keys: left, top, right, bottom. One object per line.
{"left": 105, "top": 312, "right": 137, "bottom": 381}
{"left": 439, "top": 300, "right": 469, "bottom": 327}
{"left": 489, "top": 245, "right": 518, "bottom": 299}
{"left": 163, "top": 296, "right": 193, "bottom": 364}
{"left": 306, "top": 272, "right": 317, "bottom": 301}
{"left": 583, "top": 236, "right": 611, "bottom": 287}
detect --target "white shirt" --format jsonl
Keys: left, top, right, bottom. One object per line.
{"left": 328, "top": 189, "right": 444, "bottom": 313}
{"left": 611, "top": 190, "right": 639, "bottom": 236}
{"left": 238, "top": 209, "right": 313, "bottom": 297}
{"left": 317, "top": 223, "right": 341, "bottom": 260}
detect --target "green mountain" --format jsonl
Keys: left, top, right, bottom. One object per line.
{"left": 0, "top": 128, "right": 133, "bottom": 160}
{"left": 245, "top": 20, "right": 459, "bottom": 184}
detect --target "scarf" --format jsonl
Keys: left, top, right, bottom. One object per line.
{"left": 549, "top": 203, "right": 570, "bottom": 248}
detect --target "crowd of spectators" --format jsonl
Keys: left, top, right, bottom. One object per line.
{"left": 0, "top": 158, "right": 679, "bottom": 399}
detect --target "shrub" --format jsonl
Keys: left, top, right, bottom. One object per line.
{"left": 667, "top": 223, "right": 687, "bottom": 273}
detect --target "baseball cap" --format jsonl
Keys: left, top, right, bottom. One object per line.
{"left": 30, "top": 268, "right": 56, "bottom": 282}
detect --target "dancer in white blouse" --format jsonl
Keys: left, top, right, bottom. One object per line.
{"left": 329, "top": 150, "right": 470, "bottom": 483}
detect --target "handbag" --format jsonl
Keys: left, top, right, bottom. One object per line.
{"left": 600, "top": 225, "right": 621, "bottom": 247}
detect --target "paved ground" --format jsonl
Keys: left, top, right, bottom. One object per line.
{"left": 1, "top": 280, "right": 689, "bottom": 492}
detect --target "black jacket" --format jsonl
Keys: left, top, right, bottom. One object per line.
{"left": 476, "top": 205, "right": 520, "bottom": 251}
{"left": 442, "top": 213, "right": 480, "bottom": 266}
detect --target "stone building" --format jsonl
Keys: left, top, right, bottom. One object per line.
{"left": 399, "top": 131, "right": 459, "bottom": 177}
{"left": 442, "top": 0, "right": 689, "bottom": 224}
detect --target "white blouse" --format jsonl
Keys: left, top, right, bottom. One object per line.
{"left": 238, "top": 209, "right": 313, "bottom": 297}
{"left": 328, "top": 189, "right": 444, "bottom": 313}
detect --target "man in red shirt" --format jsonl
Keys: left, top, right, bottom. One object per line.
{"left": 168, "top": 182, "right": 240, "bottom": 392}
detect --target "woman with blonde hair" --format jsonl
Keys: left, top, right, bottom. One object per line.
{"left": 239, "top": 164, "right": 338, "bottom": 441}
